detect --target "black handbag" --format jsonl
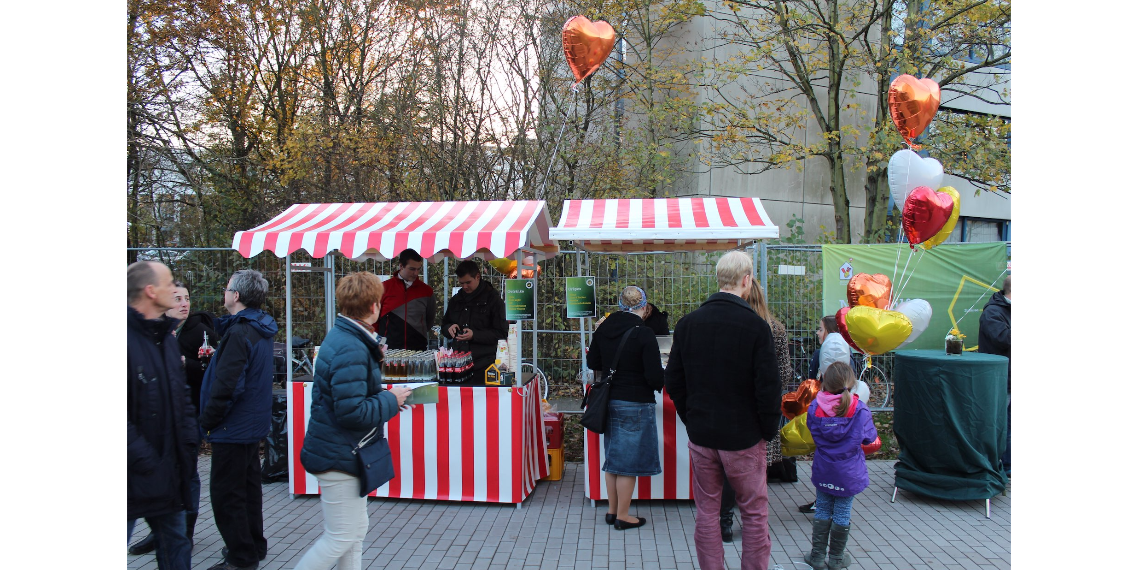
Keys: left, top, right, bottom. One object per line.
{"left": 351, "top": 427, "right": 395, "bottom": 497}
{"left": 580, "top": 327, "right": 637, "bottom": 434}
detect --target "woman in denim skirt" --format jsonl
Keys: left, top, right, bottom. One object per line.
{"left": 586, "top": 286, "right": 665, "bottom": 530}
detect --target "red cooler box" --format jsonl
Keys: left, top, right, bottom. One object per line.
{"left": 543, "top": 413, "right": 564, "bottom": 449}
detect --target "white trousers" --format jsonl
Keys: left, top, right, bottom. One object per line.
{"left": 293, "top": 470, "right": 369, "bottom": 570}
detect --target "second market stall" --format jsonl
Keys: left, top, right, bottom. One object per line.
{"left": 233, "top": 200, "right": 559, "bottom": 505}
{"left": 549, "top": 197, "right": 780, "bottom": 501}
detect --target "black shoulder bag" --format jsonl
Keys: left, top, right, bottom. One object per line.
{"left": 580, "top": 327, "right": 637, "bottom": 434}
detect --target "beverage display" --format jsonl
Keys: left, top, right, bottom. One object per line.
{"left": 380, "top": 350, "right": 440, "bottom": 381}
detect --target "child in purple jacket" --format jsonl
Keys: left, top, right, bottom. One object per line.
{"left": 802, "top": 362, "right": 877, "bottom": 570}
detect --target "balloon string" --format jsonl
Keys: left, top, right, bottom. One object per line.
{"left": 889, "top": 242, "right": 904, "bottom": 309}
{"left": 946, "top": 269, "right": 1009, "bottom": 337}
{"left": 894, "top": 246, "right": 926, "bottom": 302}
{"left": 892, "top": 247, "right": 916, "bottom": 308}
{"left": 536, "top": 88, "right": 579, "bottom": 200}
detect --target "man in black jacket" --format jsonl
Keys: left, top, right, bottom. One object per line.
{"left": 978, "top": 275, "right": 1011, "bottom": 476}
{"left": 665, "top": 251, "right": 782, "bottom": 570}
{"left": 127, "top": 261, "right": 197, "bottom": 570}
{"left": 441, "top": 260, "right": 508, "bottom": 378}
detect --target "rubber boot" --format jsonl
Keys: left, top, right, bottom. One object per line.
{"left": 802, "top": 518, "right": 830, "bottom": 570}
{"left": 826, "top": 522, "right": 853, "bottom": 569}
{"left": 720, "top": 512, "right": 734, "bottom": 542}
{"left": 128, "top": 533, "right": 157, "bottom": 555}
{"left": 185, "top": 512, "right": 198, "bottom": 546}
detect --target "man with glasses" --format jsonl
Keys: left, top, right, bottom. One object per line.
{"left": 200, "top": 270, "right": 279, "bottom": 570}
{"left": 375, "top": 248, "right": 436, "bottom": 350}
{"left": 441, "top": 259, "right": 507, "bottom": 380}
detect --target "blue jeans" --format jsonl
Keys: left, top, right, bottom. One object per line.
{"left": 128, "top": 511, "right": 191, "bottom": 570}
{"left": 814, "top": 490, "right": 854, "bottom": 526}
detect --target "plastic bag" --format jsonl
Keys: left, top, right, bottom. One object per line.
{"left": 780, "top": 412, "right": 816, "bottom": 457}
{"left": 261, "top": 390, "right": 289, "bottom": 483}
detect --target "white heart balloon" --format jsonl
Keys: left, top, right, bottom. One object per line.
{"left": 888, "top": 150, "right": 944, "bottom": 209}
{"left": 854, "top": 380, "right": 870, "bottom": 405}
{"left": 892, "top": 298, "right": 932, "bottom": 350}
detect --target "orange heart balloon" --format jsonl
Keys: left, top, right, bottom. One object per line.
{"left": 781, "top": 379, "right": 820, "bottom": 420}
{"left": 847, "top": 273, "right": 893, "bottom": 310}
{"left": 561, "top": 16, "right": 616, "bottom": 84}
{"left": 888, "top": 75, "right": 941, "bottom": 144}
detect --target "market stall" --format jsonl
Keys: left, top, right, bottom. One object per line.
{"left": 550, "top": 197, "right": 780, "bottom": 501}
{"left": 233, "top": 200, "right": 558, "bottom": 504}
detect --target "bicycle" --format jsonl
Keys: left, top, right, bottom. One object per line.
{"left": 274, "top": 336, "right": 315, "bottom": 384}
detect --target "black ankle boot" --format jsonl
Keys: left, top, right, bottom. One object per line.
{"left": 720, "top": 513, "right": 733, "bottom": 542}
{"left": 128, "top": 533, "right": 157, "bottom": 555}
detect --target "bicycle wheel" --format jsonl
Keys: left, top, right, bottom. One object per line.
{"left": 860, "top": 364, "right": 891, "bottom": 409}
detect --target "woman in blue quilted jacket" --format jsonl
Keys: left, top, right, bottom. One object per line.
{"left": 294, "top": 273, "right": 411, "bottom": 570}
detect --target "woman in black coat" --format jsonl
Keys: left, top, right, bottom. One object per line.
{"left": 587, "top": 286, "right": 664, "bottom": 531}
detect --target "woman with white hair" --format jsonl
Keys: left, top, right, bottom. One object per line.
{"left": 587, "top": 285, "right": 664, "bottom": 530}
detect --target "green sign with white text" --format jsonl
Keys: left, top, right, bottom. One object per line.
{"left": 504, "top": 279, "right": 535, "bottom": 321}
{"left": 565, "top": 277, "right": 597, "bottom": 318}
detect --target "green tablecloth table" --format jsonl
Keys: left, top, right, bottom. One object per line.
{"left": 893, "top": 349, "right": 1009, "bottom": 501}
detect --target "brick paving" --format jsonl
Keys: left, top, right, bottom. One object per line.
{"left": 128, "top": 457, "right": 1010, "bottom": 570}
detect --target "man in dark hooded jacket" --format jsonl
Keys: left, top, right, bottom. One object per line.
{"left": 978, "top": 275, "right": 1011, "bottom": 476}
{"left": 441, "top": 259, "right": 508, "bottom": 377}
{"left": 200, "top": 269, "right": 279, "bottom": 570}
{"left": 127, "top": 261, "right": 197, "bottom": 570}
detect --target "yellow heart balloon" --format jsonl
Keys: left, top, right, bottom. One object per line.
{"left": 921, "top": 186, "right": 960, "bottom": 250}
{"left": 845, "top": 306, "right": 914, "bottom": 355}
{"left": 489, "top": 258, "right": 516, "bottom": 275}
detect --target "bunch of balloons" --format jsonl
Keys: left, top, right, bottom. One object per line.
{"left": 837, "top": 272, "right": 932, "bottom": 355}
{"left": 886, "top": 74, "right": 960, "bottom": 251}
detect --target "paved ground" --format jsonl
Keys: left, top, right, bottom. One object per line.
{"left": 128, "top": 457, "right": 1010, "bottom": 570}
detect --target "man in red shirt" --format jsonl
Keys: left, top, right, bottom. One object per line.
{"left": 374, "top": 249, "right": 436, "bottom": 350}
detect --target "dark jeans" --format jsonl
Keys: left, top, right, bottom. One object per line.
{"left": 1002, "top": 396, "right": 1011, "bottom": 475}
{"left": 211, "top": 441, "right": 267, "bottom": 567}
{"left": 128, "top": 511, "right": 191, "bottom": 570}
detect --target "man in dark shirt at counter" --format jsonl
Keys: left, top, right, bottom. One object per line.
{"left": 441, "top": 260, "right": 508, "bottom": 378}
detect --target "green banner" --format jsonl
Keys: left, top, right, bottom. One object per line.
{"left": 822, "top": 243, "right": 1008, "bottom": 351}
{"left": 565, "top": 277, "right": 597, "bottom": 318}
{"left": 504, "top": 279, "right": 535, "bottom": 321}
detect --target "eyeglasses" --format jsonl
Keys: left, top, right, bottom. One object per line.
{"left": 224, "top": 288, "right": 237, "bottom": 293}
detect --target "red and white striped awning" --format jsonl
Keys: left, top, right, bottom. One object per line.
{"left": 232, "top": 201, "right": 559, "bottom": 261}
{"left": 550, "top": 197, "right": 779, "bottom": 252}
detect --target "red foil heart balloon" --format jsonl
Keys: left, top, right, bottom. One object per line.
{"left": 836, "top": 307, "right": 862, "bottom": 354}
{"left": 561, "top": 16, "right": 616, "bottom": 84}
{"left": 846, "top": 273, "right": 893, "bottom": 310}
{"left": 889, "top": 75, "right": 941, "bottom": 145}
{"left": 902, "top": 186, "right": 955, "bottom": 246}
{"left": 862, "top": 436, "right": 882, "bottom": 455}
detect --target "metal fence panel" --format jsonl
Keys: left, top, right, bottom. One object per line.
{"left": 136, "top": 243, "right": 1020, "bottom": 409}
